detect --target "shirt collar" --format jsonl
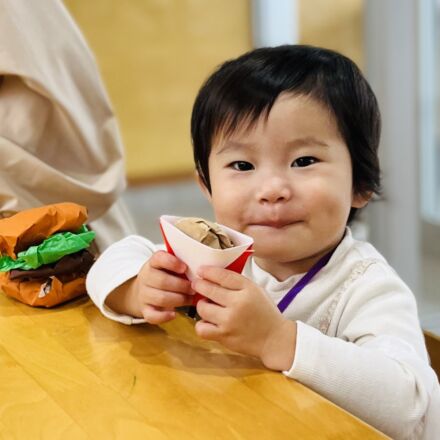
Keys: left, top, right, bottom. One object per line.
{"left": 245, "top": 227, "right": 354, "bottom": 292}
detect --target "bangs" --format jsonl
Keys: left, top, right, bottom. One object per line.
{"left": 212, "top": 101, "right": 273, "bottom": 143}
{"left": 199, "top": 68, "right": 280, "bottom": 144}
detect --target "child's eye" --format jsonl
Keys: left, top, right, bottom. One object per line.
{"left": 229, "top": 161, "right": 254, "bottom": 171}
{"left": 291, "top": 156, "right": 318, "bottom": 168}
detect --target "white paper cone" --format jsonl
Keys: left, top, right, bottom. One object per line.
{"left": 159, "top": 215, "right": 253, "bottom": 281}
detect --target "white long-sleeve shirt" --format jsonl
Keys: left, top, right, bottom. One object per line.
{"left": 86, "top": 229, "right": 440, "bottom": 439}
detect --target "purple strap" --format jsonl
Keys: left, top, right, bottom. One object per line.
{"left": 277, "top": 249, "right": 335, "bottom": 313}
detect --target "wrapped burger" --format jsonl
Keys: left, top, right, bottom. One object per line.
{"left": 0, "top": 203, "right": 96, "bottom": 307}
{"left": 174, "top": 217, "right": 235, "bottom": 250}
{"left": 159, "top": 215, "right": 253, "bottom": 307}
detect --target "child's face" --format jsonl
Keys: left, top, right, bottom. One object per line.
{"left": 200, "top": 93, "right": 369, "bottom": 279}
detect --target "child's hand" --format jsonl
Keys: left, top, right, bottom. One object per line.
{"left": 192, "top": 267, "right": 297, "bottom": 371}
{"left": 105, "top": 251, "right": 195, "bottom": 324}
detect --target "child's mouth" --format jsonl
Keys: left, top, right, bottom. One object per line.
{"left": 249, "top": 220, "right": 297, "bottom": 229}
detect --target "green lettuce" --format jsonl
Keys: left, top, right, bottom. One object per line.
{"left": 0, "top": 225, "right": 95, "bottom": 272}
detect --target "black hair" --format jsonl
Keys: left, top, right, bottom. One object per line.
{"left": 191, "top": 45, "right": 381, "bottom": 223}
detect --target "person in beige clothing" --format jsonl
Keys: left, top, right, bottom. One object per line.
{"left": 0, "top": 0, "right": 136, "bottom": 251}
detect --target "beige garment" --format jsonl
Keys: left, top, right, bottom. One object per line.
{"left": 0, "top": 0, "right": 136, "bottom": 251}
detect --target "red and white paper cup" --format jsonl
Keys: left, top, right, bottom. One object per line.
{"left": 159, "top": 215, "right": 254, "bottom": 305}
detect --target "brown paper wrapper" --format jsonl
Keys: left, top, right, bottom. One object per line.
{"left": 175, "top": 217, "right": 234, "bottom": 249}
{"left": 0, "top": 272, "right": 86, "bottom": 307}
{"left": 0, "top": 202, "right": 87, "bottom": 258}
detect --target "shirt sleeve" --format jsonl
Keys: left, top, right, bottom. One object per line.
{"left": 283, "top": 263, "right": 440, "bottom": 440}
{"left": 86, "top": 235, "right": 164, "bottom": 325}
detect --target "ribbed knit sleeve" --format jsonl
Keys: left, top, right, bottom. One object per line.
{"left": 283, "top": 263, "right": 440, "bottom": 440}
{"left": 86, "top": 235, "right": 162, "bottom": 324}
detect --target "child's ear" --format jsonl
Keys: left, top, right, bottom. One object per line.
{"left": 195, "top": 171, "right": 212, "bottom": 202}
{"left": 352, "top": 191, "right": 372, "bottom": 208}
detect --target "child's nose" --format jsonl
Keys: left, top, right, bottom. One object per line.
{"left": 257, "top": 176, "right": 292, "bottom": 204}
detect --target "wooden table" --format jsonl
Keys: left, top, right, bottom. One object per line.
{"left": 0, "top": 294, "right": 388, "bottom": 439}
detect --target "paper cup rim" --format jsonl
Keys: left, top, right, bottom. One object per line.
{"left": 159, "top": 215, "right": 253, "bottom": 254}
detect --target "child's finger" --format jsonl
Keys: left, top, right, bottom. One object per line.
{"left": 149, "top": 250, "right": 187, "bottom": 274}
{"left": 196, "top": 298, "right": 225, "bottom": 324}
{"left": 191, "top": 278, "right": 231, "bottom": 306}
{"left": 143, "top": 268, "right": 194, "bottom": 295}
{"left": 141, "top": 288, "right": 194, "bottom": 308}
{"left": 194, "top": 320, "right": 223, "bottom": 341}
{"left": 197, "top": 266, "right": 244, "bottom": 290}
{"left": 141, "top": 304, "right": 176, "bottom": 325}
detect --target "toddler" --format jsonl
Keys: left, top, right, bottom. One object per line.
{"left": 87, "top": 45, "right": 440, "bottom": 439}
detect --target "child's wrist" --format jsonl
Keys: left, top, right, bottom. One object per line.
{"left": 260, "top": 319, "right": 297, "bottom": 371}
{"left": 105, "top": 277, "right": 142, "bottom": 318}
